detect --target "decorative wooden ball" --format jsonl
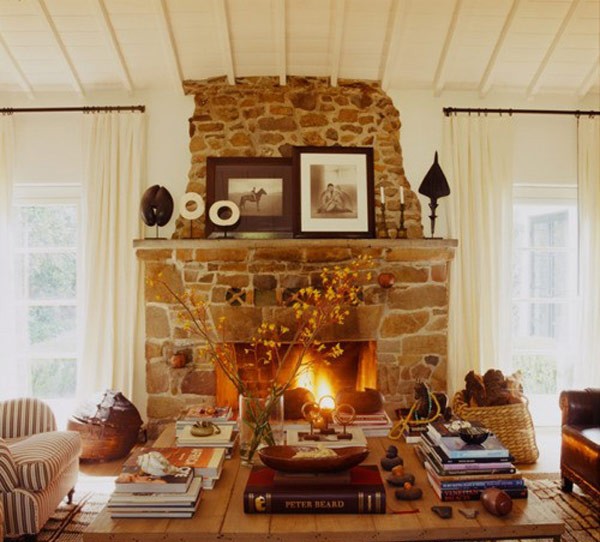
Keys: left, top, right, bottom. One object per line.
{"left": 377, "top": 272, "right": 395, "bottom": 288}
{"left": 480, "top": 488, "right": 513, "bottom": 516}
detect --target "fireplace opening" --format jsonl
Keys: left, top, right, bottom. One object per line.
{"left": 215, "top": 341, "right": 377, "bottom": 418}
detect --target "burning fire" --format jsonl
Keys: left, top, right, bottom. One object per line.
{"left": 293, "top": 362, "right": 335, "bottom": 405}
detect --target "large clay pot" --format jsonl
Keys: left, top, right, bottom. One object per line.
{"left": 335, "top": 388, "right": 384, "bottom": 414}
{"left": 67, "top": 390, "right": 143, "bottom": 462}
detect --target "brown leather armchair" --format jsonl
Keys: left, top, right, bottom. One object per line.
{"left": 559, "top": 388, "right": 600, "bottom": 500}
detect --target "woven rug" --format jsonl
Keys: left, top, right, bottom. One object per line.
{"left": 36, "top": 478, "right": 598, "bottom": 542}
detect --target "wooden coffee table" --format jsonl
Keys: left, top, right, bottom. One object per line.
{"left": 84, "top": 425, "right": 564, "bottom": 542}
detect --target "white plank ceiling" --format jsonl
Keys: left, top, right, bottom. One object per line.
{"left": 0, "top": 0, "right": 598, "bottom": 98}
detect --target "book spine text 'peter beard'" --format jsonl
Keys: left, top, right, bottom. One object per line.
{"left": 244, "top": 490, "right": 386, "bottom": 514}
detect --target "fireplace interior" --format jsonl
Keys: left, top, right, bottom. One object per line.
{"left": 215, "top": 340, "right": 378, "bottom": 418}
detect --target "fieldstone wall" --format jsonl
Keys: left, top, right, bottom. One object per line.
{"left": 175, "top": 76, "right": 423, "bottom": 239}
{"left": 139, "top": 239, "right": 455, "bottom": 438}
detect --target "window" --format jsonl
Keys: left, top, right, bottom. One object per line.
{"left": 512, "top": 185, "right": 578, "bottom": 425}
{"left": 13, "top": 185, "right": 81, "bottom": 425}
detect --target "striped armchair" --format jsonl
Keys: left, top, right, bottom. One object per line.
{"left": 0, "top": 398, "right": 81, "bottom": 539}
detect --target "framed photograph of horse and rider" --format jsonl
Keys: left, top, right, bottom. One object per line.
{"left": 292, "top": 146, "right": 375, "bottom": 238}
{"left": 206, "top": 156, "right": 294, "bottom": 238}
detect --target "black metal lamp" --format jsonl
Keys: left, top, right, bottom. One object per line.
{"left": 418, "top": 152, "right": 450, "bottom": 238}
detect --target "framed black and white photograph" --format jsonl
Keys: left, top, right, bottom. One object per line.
{"left": 206, "top": 157, "right": 293, "bottom": 238}
{"left": 292, "top": 146, "right": 375, "bottom": 238}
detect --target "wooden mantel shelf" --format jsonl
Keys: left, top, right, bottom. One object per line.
{"left": 134, "top": 238, "right": 458, "bottom": 250}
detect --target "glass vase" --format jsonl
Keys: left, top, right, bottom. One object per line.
{"left": 238, "top": 393, "right": 284, "bottom": 466}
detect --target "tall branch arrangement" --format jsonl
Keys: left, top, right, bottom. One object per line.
{"left": 153, "top": 255, "right": 373, "bottom": 461}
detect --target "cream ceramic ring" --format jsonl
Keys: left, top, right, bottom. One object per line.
{"left": 179, "top": 192, "right": 205, "bottom": 220}
{"left": 208, "top": 200, "right": 240, "bottom": 227}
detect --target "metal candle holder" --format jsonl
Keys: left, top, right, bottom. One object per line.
{"left": 398, "top": 203, "right": 407, "bottom": 238}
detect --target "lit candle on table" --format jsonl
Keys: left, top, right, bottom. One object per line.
{"left": 400, "top": 186, "right": 404, "bottom": 205}
{"left": 380, "top": 186, "right": 385, "bottom": 204}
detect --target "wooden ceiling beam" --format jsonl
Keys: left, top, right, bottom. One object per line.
{"left": 33, "top": 0, "right": 84, "bottom": 96}
{"left": 91, "top": 0, "right": 133, "bottom": 94}
{"left": 578, "top": 55, "right": 600, "bottom": 98}
{"left": 212, "top": 0, "right": 236, "bottom": 85}
{"left": 330, "top": 0, "right": 346, "bottom": 87}
{"left": 433, "top": 0, "right": 463, "bottom": 97}
{"left": 479, "top": 0, "right": 521, "bottom": 98}
{"left": 380, "top": 0, "right": 409, "bottom": 92}
{"left": 527, "top": 0, "right": 581, "bottom": 98}
{"left": 155, "top": 0, "right": 184, "bottom": 94}
{"left": 0, "top": 32, "right": 35, "bottom": 98}
{"left": 274, "top": 0, "right": 286, "bottom": 86}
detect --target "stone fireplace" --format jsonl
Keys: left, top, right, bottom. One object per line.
{"left": 138, "top": 75, "right": 457, "bottom": 437}
{"left": 139, "top": 239, "right": 456, "bottom": 437}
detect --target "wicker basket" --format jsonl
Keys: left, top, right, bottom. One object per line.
{"left": 452, "top": 392, "right": 539, "bottom": 464}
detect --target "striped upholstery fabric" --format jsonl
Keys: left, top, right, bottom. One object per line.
{"left": 9, "top": 431, "right": 81, "bottom": 492}
{"left": 0, "top": 438, "right": 19, "bottom": 491}
{"left": 0, "top": 398, "right": 56, "bottom": 438}
{"left": 1, "top": 456, "right": 79, "bottom": 537}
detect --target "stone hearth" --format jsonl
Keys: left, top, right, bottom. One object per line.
{"left": 138, "top": 238, "right": 456, "bottom": 437}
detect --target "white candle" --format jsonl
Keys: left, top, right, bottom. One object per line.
{"left": 400, "top": 186, "right": 404, "bottom": 204}
{"left": 380, "top": 186, "right": 385, "bottom": 204}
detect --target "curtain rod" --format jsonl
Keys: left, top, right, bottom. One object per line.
{"left": 443, "top": 107, "right": 599, "bottom": 117}
{"left": 0, "top": 105, "right": 145, "bottom": 114}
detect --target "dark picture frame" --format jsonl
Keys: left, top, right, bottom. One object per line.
{"left": 292, "top": 146, "right": 375, "bottom": 238}
{"left": 206, "top": 157, "right": 294, "bottom": 238}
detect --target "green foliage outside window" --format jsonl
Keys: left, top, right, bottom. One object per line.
{"left": 513, "top": 353, "right": 557, "bottom": 394}
{"left": 30, "top": 359, "right": 77, "bottom": 398}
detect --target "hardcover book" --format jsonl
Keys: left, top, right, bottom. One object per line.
{"left": 124, "top": 446, "right": 226, "bottom": 479}
{"left": 244, "top": 465, "right": 386, "bottom": 514}
{"left": 114, "top": 464, "right": 193, "bottom": 494}
{"left": 108, "top": 477, "right": 203, "bottom": 506}
{"left": 424, "top": 462, "right": 524, "bottom": 490}
{"left": 437, "top": 434, "right": 510, "bottom": 460}
{"left": 421, "top": 433, "right": 513, "bottom": 464}
{"left": 176, "top": 424, "right": 235, "bottom": 447}
{"left": 426, "top": 471, "right": 528, "bottom": 502}
{"left": 177, "top": 405, "right": 236, "bottom": 426}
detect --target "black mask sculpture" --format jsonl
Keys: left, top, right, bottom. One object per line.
{"left": 418, "top": 152, "right": 450, "bottom": 238}
{"left": 140, "top": 185, "right": 174, "bottom": 237}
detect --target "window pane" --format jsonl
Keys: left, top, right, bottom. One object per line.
{"left": 512, "top": 301, "right": 569, "bottom": 340}
{"left": 29, "top": 252, "right": 77, "bottom": 299}
{"left": 28, "top": 305, "right": 76, "bottom": 353}
{"left": 16, "top": 205, "right": 77, "bottom": 248}
{"left": 30, "top": 359, "right": 77, "bottom": 398}
{"left": 530, "top": 251, "right": 568, "bottom": 298}
{"left": 512, "top": 353, "right": 557, "bottom": 394}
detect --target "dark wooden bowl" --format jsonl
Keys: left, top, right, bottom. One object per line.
{"left": 258, "top": 446, "right": 369, "bottom": 473}
{"left": 459, "top": 427, "right": 490, "bottom": 445}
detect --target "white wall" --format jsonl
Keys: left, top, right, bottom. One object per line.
{"left": 389, "top": 90, "right": 600, "bottom": 237}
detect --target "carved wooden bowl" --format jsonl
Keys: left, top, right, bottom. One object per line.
{"left": 258, "top": 446, "right": 369, "bottom": 473}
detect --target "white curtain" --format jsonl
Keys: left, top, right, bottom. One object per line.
{"left": 79, "top": 112, "right": 146, "bottom": 400}
{"left": 443, "top": 115, "right": 514, "bottom": 395}
{"left": 575, "top": 116, "right": 600, "bottom": 388}
{"left": 0, "top": 116, "right": 20, "bottom": 399}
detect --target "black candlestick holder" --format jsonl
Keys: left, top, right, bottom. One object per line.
{"left": 398, "top": 203, "right": 407, "bottom": 238}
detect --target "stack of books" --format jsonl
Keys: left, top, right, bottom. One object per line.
{"left": 244, "top": 465, "right": 386, "bottom": 514}
{"left": 175, "top": 405, "right": 236, "bottom": 430}
{"left": 176, "top": 423, "right": 238, "bottom": 458}
{"left": 123, "top": 447, "right": 226, "bottom": 490}
{"left": 417, "top": 420, "right": 527, "bottom": 502}
{"left": 351, "top": 410, "right": 393, "bottom": 437}
{"left": 109, "top": 463, "right": 202, "bottom": 518}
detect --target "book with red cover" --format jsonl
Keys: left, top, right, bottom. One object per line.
{"left": 244, "top": 465, "right": 386, "bottom": 514}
